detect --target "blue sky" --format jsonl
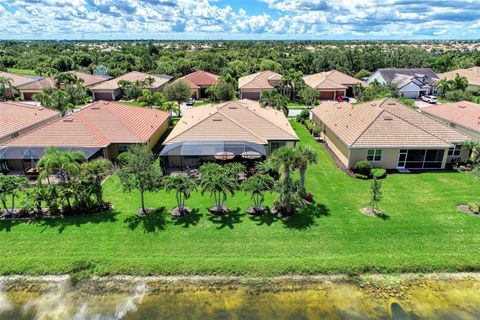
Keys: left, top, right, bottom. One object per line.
{"left": 0, "top": 0, "right": 479, "bottom": 40}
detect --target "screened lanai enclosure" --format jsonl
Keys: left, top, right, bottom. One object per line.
{"left": 0, "top": 146, "right": 103, "bottom": 174}
{"left": 160, "top": 141, "right": 266, "bottom": 172}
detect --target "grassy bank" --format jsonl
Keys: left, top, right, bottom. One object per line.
{"left": 1, "top": 123, "right": 480, "bottom": 275}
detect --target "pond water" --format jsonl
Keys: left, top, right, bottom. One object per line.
{"left": 1, "top": 274, "right": 480, "bottom": 319}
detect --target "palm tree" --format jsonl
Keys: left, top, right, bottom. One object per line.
{"left": 80, "top": 159, "right": 112, "bottom": 207}
{"left": 463, "top": 140, "right": 480, "bottom": 163}
{"left": 268, "top": 146, "right": 302, "bottom": 180}
{"left": 243, "top": 174, "right": 274, "bottom": 213}
{"left": 259, "top": 89, "right": 288, "bottom": 116}
{"left": 452, "top": 73, "right": 469, "bottom": 92}
{"left": 160, "top": 101, "right": 180, "bottom": 117}
{"left": 54, "top": 72, "right": 84, "bottom": 89}
{"left": 37, "top": 146, "right": 87, "bottom": 185}
{"left": 164, "top": 175, "right": 197, "bottom": 215}
{"left": 436, "top": 78, "right": 451, "bottom": 96}
{"left": 200, "top": 164, "right": 237, "bottom": 214}
{"left": 273, "top": 178, "right": 307, "bottom": 217}
{"left": 297, "top": 146, "right": 318, "bottom": 189}
{"left": 0, "top": 76, "right": 16, "bottom": 101}
{"left": 0, "top": 174, "right": 28, "bottom": 217}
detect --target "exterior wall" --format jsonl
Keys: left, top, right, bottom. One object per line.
{"left": 239, "top": 89, "right": 261, "bottom": 100}
{"left": 312, "top": 112, "right": 350, "bottom": 167}
{"left": 367, "top": 71, "right": 385, "bottom": 84}
{"left": 423, "top": 113, "right": 480, "bottom": 141}
{"left": 146, "top": 119, "right": 170, "bottom": 149}
{"left": 0, "top": 114, "right": 60, "bottom": 144}
{"left": 399, "top": 82, "right": 421, "bottom": 99}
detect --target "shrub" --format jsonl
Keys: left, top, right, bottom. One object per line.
{"left": 371, "top": 168, "right": 387, "bottom": 179}
{"left": 355, "top": 160, "right": 372, "bottom": 176}
{"left": 355, "top": 173, "right": 370, "bottom": 180}
{"left": 304, "top": 120, "right": 314, "bottom": 132}
{"left": 468, "top": 202, "right": 480, "bottom": 214}
{"left": 312, "top": 127, "right": 321, "bottom": 137}
{"left": 296, "top": 109, "right": 310, "bottom": 124}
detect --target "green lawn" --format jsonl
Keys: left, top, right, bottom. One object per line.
{"left": 6, "top": 68, "right": 37, "bottom": 76}
{"left": 1, "top": 123, "right": 480, "bottom": 276}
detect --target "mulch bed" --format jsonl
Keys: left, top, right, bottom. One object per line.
{"left": 170, "top": 207, "right": 191, "bottom": 218}
{"left": 361, "top": 207, "right": 381, "bottom": 217}
{"left": 246, "top": 207, "right": 266, "bottom": 216}
{"left": 457, "top": 205, "right": 480, "bottom": 218}
{"left": 208, "top": 206, "right": 229, "bottom": 215}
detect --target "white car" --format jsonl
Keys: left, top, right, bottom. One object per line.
{"left": 421, "top": 95, "right": 437, "bottom": 104}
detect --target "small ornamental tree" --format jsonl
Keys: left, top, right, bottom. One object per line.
{"left": 164, "top": 80, "right": 192, "bottom": 105}
{"left": 369, "top": 177, "right": 383, "bottom": 214}
{"left": 243, "top": 174, "right": 274, "bottom": 213}
{"left": 0, "top": 174, "right": 28, "bottom": 217}
{"left": 273, "top": 177, "right": 307, "bottom": 217}
{"left": 200, "top": 163, "right": 237, "bottom": 214}
{"left": 164, "top": 175, "right": 197, "bottom": 216}
{"left": 117, "top": 145, "right": 163, "bottom": 214}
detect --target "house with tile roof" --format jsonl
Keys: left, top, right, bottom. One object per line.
{"left": 311, "top": 98, "right": 470, "bottom": 170}
{"left": 160, "top": 99, "right": 298, "bottom": 171}
{"left": 91, "top": 71, "right": 171, "bottom": 101}
{"left": 238, "top": 71, "right": 282, "bottom": 100}
{"left": 0, "top": 101, "right": 60, "bottom": 144}
{"left": 303, "top": 70, "right": 366, "bottom": 100}
{"left": 1, "top": 101, "right": 170, "bottom": 172}
{"left": 438, "top": 67, "right": 480, "bottom": 91}
{"left": 17, "top": 71, "right": 111, "bottom": 100}
{"left": 0, "top": 71, "right": 37, "bottom": 88}
{"left": 367, "top": 68, "right": 439, "bottom": 99}
{"left": 422, "top": 101, "right": 480, "bottom": 140}
{"left": 175, "top": 70, "right": 219, "bottom": 99}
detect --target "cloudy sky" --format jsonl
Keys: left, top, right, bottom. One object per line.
{"left": 0, "top": 0, "right": 479, "bottom": 40}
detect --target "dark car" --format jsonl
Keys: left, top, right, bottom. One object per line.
{"left": 337, "top": 96, "right": 350, "bottom": 102}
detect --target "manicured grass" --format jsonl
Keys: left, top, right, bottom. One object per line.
{"left": 1, "top": 123, "right": 480, "bottom": 276}
{"left": 6, "top": 68, "right": 37, "bottom": 76}
{"left": 193, "top": 101, "right": 211, "bottom": 106}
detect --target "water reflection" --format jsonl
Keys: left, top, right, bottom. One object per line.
{"left": 1, "top": 275, "right": 480, "bottom": 319}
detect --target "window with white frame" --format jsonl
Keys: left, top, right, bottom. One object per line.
{"left": 367, "top": 149, "right": 383, "bottom": 162}
{"left": 448, "top": 144, "right": 461, "bottom": 157}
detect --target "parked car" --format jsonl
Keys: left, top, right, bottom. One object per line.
{"left": 421, "top": 95, "right": 437, "bottom": 104}
{"left": 186, "top": 98, "right": 195, "bottom": 106}
{"left": 337, "top": 96, "right": 350, "bottom": 102}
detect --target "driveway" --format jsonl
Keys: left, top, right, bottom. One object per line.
{"left": 414, "top": 99, "right": 438, "bottom": 109}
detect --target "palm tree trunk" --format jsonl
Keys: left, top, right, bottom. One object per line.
{"left": 141, "top": 191, "right": 146, "bottom": 214}
{"left": 10, "top": 196, "right": 15, "bottom": 215}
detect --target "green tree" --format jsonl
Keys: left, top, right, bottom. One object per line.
{"left": 0, "top": 76, "right": 16, "bottom": 101}
{"left": 436, "top": 78, "right": 451, "bottom": 96}
{"left": 138, "top": 89, "right": 165, "bottom": 107}
{"left": 268, "top": 146, "right": 302, "bottom": 180}
{"left": 37, "top": 146, "right": 87, "bottom": 185}
{"left": 207, "top": 78, "right": 236, "bottom": 102}
{"left": 117, "top": 145, "right": 163, "bottom": 214}
{"left": 54, "top": 72, "right": 84, "bottom": 89}
{"left": 369, "top": 177, "right": 383, "bottom": 214}
{"left": 298, "top": 86, "right": 319, "bottom": 108}
{"left": 463, "top": 140, "right": 480, "bottom": 163}
{"left": 34, "top": 88, "right": 74, "bottom": 116}
{"left": 451, "top": 73, "right": 469, "bottom": 92}
{"left": 200, "top": 163, "right": 237, "bottom": 213}
{"left": 274, "top": 178, "right": 306, "bottom": 217}
{"left": 79, "top": 159, "right": 112, "bottom": 207}
{"left": 243, "top": 174, "right": 274, "bottom": 212}
{"left": 159, "top": 101, "right": 180, "bottom": 117}
{"left": 354, "top": 69, "right": 371, "bottom": 79}
{"left": 296, "top": 146, "right": 318, "bottom": 189}
{"left": 0, "top": 174, "right": 27, "bottom": 216}
{"left": 163, "top": 81, "right": 192, "bottom": 105}
{"left": 164, "top": 175, "right": 197, "bottom": 215}
{"left": 259, "top": 89, "right": 288, "bottom": 117}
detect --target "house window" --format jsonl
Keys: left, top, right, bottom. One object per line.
{"left": 448, "top": 144, "right": 461, "bottom": 157}
{"left": 367, "top": 149, "right": 383, "bottom": 162}
{"left": 270, "top": 141, "right": 286, "bottom": 153}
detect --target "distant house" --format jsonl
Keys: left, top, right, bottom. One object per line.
{"left": 91, "top": 71, "right": 171, "bottom": 101}
{"left": 17, "top": 71, "right": 111, "bottom": 100}
{"left": 175, "top": 70, "right": 219, "bottom": 99}
{"left": 311, "top": 98, "right": 469, "bottom": 170}
{"left": 238, "top": 71, "right": 282, "bottom": 100}
{"left": 0, "top": 101, "right": 59, "bottom": 144}
{"left": 303, "top": 70, "right": 366, "bottom": 100}
{"left": 160, "top": 99, "right": 298, "bottom": 171}
{"left": 1, "top": 101, "right": 170, "bottom": 172}
{"left": 438, "top": 66, "right": 480, "bottom": 91}
{"left": 0, "top": 71, "right": 37, "bottom": 88}
{"left": 367, "top": 68, "right": 439, "bottom": 99}
{"left": 422, "top": 101, "right": 480, "bottom": 140}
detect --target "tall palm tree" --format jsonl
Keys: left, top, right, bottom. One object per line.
{"left": 0, "top": 76, "right": 16, "bottom": 101}
{"left": 164, "top": 175, "right": 197, "bottom": 215}
{"left": 243, "top": 174, "right": 274, "bottom": 212}
{"left": 268, "top": 146, "right": 302, "bottom": 180}
{"left": 200, "top": 164, "right": 237, "bottom": 213}
{"left": 160, "top": 101, "right": 180, "bottom": 116}
{"left": 54, "top": 72, "right": 84, "bottom": 89}
{"left": 436, "top": 78, "right": 451, "bottom": 96}
{"left": 37, "top": 146, "right": 87, "bottom": 185}
{"left": 274, "top": 177, "right": 306, "bottom": 217}
{"left": 259, "top": 89, "right": 288, "bottom": 116}
{"left": 452, "top": 73, "right": 469, "bottom": 92}
{"left": 297, "top": 146, "right": 318, "bottom": 188}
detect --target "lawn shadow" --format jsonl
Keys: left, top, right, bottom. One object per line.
{"left": 0, "top": 219, "right": 23, "bottom": 232}
{"left": 208, "top": 207, "right": 244, "bottom": 229}
{"left": 248, "top": 208, "right": 278, "bottom": 226}
{"left": 123, "top": 207, "right": 168, "bottom": 233}
{"left": 376, "top": 212, "right": 390, "bottom": 221}
{"left": 30, "top": 210, "right": 119, "bottom": 234}
{"left": 282, "top": 202, "right": 330, "bottom": 230}
{"left": 173, "top": 208, "right": 202, "bottom": 228}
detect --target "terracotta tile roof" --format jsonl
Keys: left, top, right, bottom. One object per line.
{"left": 0, "top": 71, "right": 37, "bottom": 87}
{"left": 5, "top": 101, "right": 170, "bottom": 148}
{"left": 91, "top": 71, "right": 170, "bottom": 91}
{"left": 0, "top": 102, "right": 59, "bottom": 140}
{"left": 312, "top": 98, "right": 469, "bottom": 148}
{"left": 176, "top": 70, "right": 219, "bottom": 89}
{"left": 164, "top": 99, "right": 298, "bottom": 145}
{"left": 16, "top": 72, "right": 109, "bottom": 90}
{"left": 238, "top": 71, "right": 282, "bottom": 90}
{"left": 422, "top": 101, "right": 480, "bottom": 135}
{"left": 438, "top": 67, "right": 480, "bottom": 87}
{"left": 304, "top": 70, "right": 366, "bottom": 90}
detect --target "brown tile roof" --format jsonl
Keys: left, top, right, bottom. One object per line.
{"left": 16, "top": 72, "right": 108, "bottom": 90}
{"left": 5, "top": 101, "right": 170, "bottom": 148}
{"left": 422, "top": 101, "right": 480, "bottom": 135}
{"left": 164, "top": 99, "right": 298, "bottom": 145}
{"left": 312, "top": 98, "right": 469, "bottom": 148}
{"left": 238, "top": 71, "right": 282, "bottom": 90}
{"left": 0, "top": 71, "right": 37, "bottom": 87}
{"left": 0, "top": 102, "right": 59, "bottom": 140}
{"left": 176, "top": 70, "right": 219, "bottom": 89}
{"left": 303, "top": 70, "right": 366, "bottom": 90}
{"left": 438, "top": 67, "right": 480, "bottom": 87}
{"left": 91, "top": 71, "right": 170, "bottom": 91}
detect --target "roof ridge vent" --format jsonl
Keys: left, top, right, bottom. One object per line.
{"left": 387, "top": 101, "right": 396, "bottom": 105}
{"left": 63, "top": 118, "right": 74, "bottom": 122}
{"left": 384, "top": 116, "right": 394, "bottom": 121}
{"left": 458, "top": 105, "right": 466, "bottom": 108}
